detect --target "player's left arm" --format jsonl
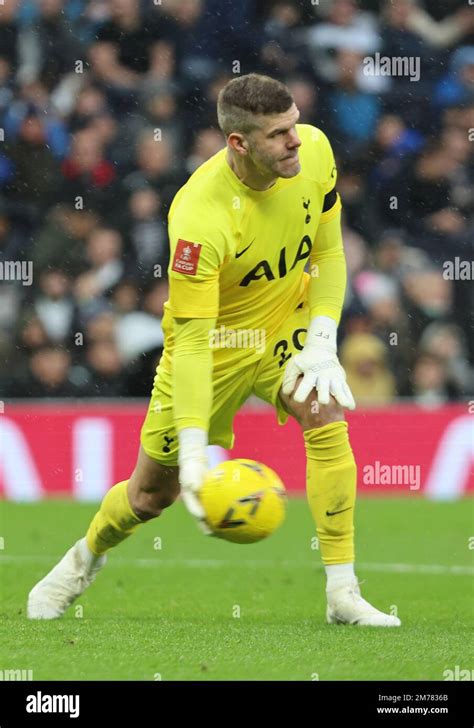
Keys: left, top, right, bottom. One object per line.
{"left": 282, "top": 138, "right": 355, "bottom": 409}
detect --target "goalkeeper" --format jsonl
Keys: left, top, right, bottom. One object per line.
{"left": 28, "top": 74, "right": 400, "bottom": 627}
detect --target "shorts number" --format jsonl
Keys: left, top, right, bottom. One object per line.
{"left": 273, "top": 340, "right": 291, "bottom": 368}
{"left": 273, "top": 328, "right": 307, "bottom": 368}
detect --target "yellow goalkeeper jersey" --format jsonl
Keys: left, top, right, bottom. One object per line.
{"left": 162, "top": 123, "right": 342, "bottom": 370}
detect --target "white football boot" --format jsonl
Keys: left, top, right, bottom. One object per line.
{"left": 326, "top": 578, "right": 401, "bottom": 627}
{"left": 27, "top": 538, "right": 106, "bottom": 619}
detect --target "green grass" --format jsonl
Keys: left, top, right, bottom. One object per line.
{"left": 0, "top": 498, "right": 473, "bottom": 681}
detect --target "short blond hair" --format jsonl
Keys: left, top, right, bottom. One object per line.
{"left": 217, "top": 73, "right": 293, "bottom": 137}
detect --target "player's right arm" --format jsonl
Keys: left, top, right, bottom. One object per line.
{"left": 166, "top": 201, "right": 226, "bottom": 528}
{"left": 172, "top": 316, "right": 214, "bottom": 526}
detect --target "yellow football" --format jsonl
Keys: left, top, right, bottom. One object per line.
{"left": 198, "top": 459, "right": 287, "bottom": 544}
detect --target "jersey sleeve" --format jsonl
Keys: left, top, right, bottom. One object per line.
{"left": 309, "top": 209, "right": 346, "bottom": 323}
{"left": 318, "top": 130, "right": 341, "bottom": 224}
{"left": 172, "top": 316, "right": 215, "bottom": 432}
{"left": 298, "top": 124, "right": 340, "bottom": 223}
{"left": 308, "top": 129, "right": 346, "bottom": 323}
{"left": 167, "top": 201, "right": 227, "bottom": 319}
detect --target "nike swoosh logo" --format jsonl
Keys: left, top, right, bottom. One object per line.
{"left": 235, "top": 238, "right": 255, "bottom": 258}
{"left": 326, "top": 507, "right": 352, "bottom": 517}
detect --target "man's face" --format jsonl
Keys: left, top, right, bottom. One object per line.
{"left": 246, "top": 103, "right": 302, "bottom": 179}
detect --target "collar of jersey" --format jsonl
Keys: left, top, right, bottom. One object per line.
{"left": 221, "top": 151, "right": 297, "bottom": 198}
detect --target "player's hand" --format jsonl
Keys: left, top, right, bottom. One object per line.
{"left": 282, "top": 316, "right": 356, "bottom": 409}
{"left": 178, "top": 428, "right": 212, "bottom": 535}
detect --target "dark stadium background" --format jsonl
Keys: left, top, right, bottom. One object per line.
{"left": 0, "top": 0, "right": 472, "bottom": 404}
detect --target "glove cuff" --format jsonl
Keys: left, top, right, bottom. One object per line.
{"left": 306, "top": 315, "right": 338, "bottom": 351}
{"left": 178, "top": 427, "right": 208, "bottom": 465}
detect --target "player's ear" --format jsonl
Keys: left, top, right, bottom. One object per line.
{"left": 227, "top": 132, "right": 248, "bottom": 156}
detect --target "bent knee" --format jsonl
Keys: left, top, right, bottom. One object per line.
{"left": 128, "top": 467, "right": 180, "bottom": 520}
{"left": 132, "top": 485, "right": 179, "bottom": 521}
{"left": 280, "top": 389, "right": 345, "bottom": 431}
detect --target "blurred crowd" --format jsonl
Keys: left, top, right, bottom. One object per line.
{"left": 0, "top": 0, "right": 473, "bottom": 405}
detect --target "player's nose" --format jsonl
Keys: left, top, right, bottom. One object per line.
{"left": 287, "top": 129, "right": 301, "bottom": 149}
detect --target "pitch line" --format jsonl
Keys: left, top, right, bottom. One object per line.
{"left": 0, "top": 555, "right": 473, "bottom": 576}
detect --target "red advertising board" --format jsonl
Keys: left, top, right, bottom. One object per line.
{"left": 0, "top": 402, "right": 472, "bottom": 500}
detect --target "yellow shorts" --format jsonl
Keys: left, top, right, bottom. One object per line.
{"left": 140, "top": 301, "right": 309, "bottom": 465}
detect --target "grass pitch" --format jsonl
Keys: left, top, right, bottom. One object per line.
{"left": 0, "top": 497, "right": 472, "bottom": 681}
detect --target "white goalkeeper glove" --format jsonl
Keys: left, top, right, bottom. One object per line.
{"left": 178, "top": 427, "right": 212, "bottom": 535}
{"left": 282, "top": 316, "right": 356, "bottom": 409}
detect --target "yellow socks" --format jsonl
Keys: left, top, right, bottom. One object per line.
{"left": 85, "top": 425, "right": 356, "bottom": 563}
{"left": 304, "top": 421, "right": 357, "bottom": 565}
{"left": 86, "top": 481, "right": 144, "bottom": 556}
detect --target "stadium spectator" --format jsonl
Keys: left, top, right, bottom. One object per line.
{"left": 396, "top": 140, "right": 469, "bottom": 256}
{"left": 83, "top": 338, "right": 126, "bottom": 397}
{"left": 138, "top": 83, "right": 184, "bottom": 156}
{"left": 95, "top": 0, "right": 158, "bottom": 75}
{"left": 409, "top": 352, "right": 456, "bottom": 405}
{"left": 402, "top": 269, "right": 453, "bottom": 343}
{"left": 159, "top": 0, "right": 219, "bottom": 85}
{"left": 2, "top": 108, "right": 60, "bottom": 213}
{"left": 121, "top": 186, "right": 168, "bottom": 281}
{"left": 419, "top": 322, "right": 473, "bottom": 395}
{"left": 60, "top": 127, "right": 116, "bottom": 213}
{"left": 145, "top": 40, "right": 177, "bottom": 86}
{"left": 0, "top": 0, "right": 20, "bottom": 76}
{"left": 73, "top": 226, "right": 124, "bottom": 308}
{"left": 33, "top": 269, "right": 75, "bottom": 344}
{"left": 121, "top": 129, "right": 185, "bottom": 215}
{"left": 286, "top": 76, "right": 319, "bottom": 126}
{"left": 0, "top": 0, "right": 471, "bottom": 401}
{"left": 0, "top": 198, "right": 30, "bottom": 263}
{"left": 405, "top": 1, "right": 473, "bottom": 49}
{"left": 18, "top": 0, "right": 85, "bottom": 88}
{"left": 434, "top": 46, "right": 474, "bottom": 110}
{"left": 353, "top": 269, "right": 413, "bottom": 393}
{"left": 185, "top": 127, "right": 224, "bottom": 173}
{"left": 31, "top": 204, "right": 99, "bottom": 275}
{"left": 11, "top": 345, "right": 82, "bottom": 397}
{"left": 259, "top": 1, "right": 310, "bottom": 78}
{"left": 305, "top": 0, "right": 380, "bottom": 84}
{"left": 327, "top": 50, "right": 382, "bottom": 153}
{"left": 340, "top": 333, "right": 396, "bottom": 406}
